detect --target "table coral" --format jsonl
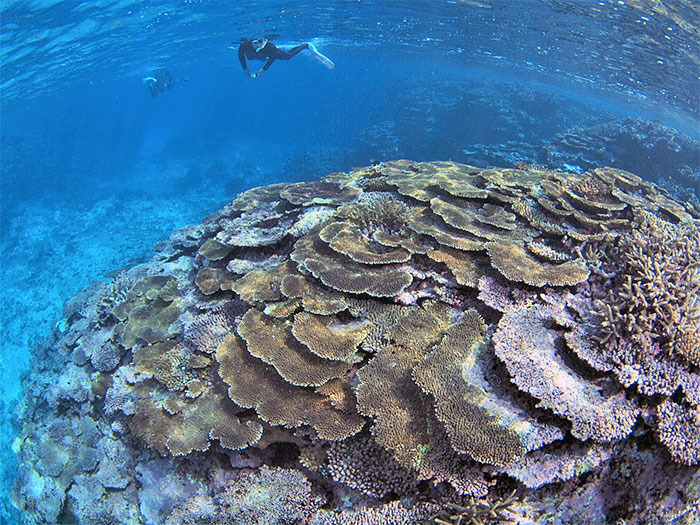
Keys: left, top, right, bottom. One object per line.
{"left": 494, "top": 303, "right": 639, "bottom": 442}
{"left": 231, "top": 260, "right": 294, "bottom": 303}
{"left": 194, "top": 267, "right": 235, "bottom": 295}
{"left": 415, "top": 310, "right": 564, "bottom": 466}
{"left": 280, "top": 273, "right": 349, "bottom": 314}
{"left": 182, "top": 299, "right": 243, "bottom": 354}
{"left": 112, "top": 274, "right": 182, "bottom": 348}
{"left": 486, "top": 241, "right": 590, "bottom": 287}
{"left": 197, "top": 239, "right": 231, "bottom": 261}
{"left": 319, "top": 220, "right": 412, "bottom": 264}
{"left": 12, "top": 160, "right": 700, "bottom": 524}
{"left": 237, "top": 308, "right": 351, "bottom": 386}
{"left": 280, "top": 179, "right": 361, "bottom": 206}
{"left": 291, "top": 311, "right": 370, "bottom": 361}
{"left": 292, "top": 232, "right": 414, "bottom": 297}
{"left": 216, "top": 200, "right": 295, "bottom": 248}
{"left": 413, "top": 310, "right": 526, "bottom": 466}
{"left": 430, "top": 196, "right": 531, "bottom": 242}
{"left": 216, "top": 333, "right": 365, "bottom": 440}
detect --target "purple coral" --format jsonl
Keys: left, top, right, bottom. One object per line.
{"left": 310, "top": 500, "right": 437, "bottom": 525}
{"left": 657, "top": 399, "right": 700, "bottom": 465}
{"left": 167, "top": 466, "right": 320, "bottom": 524}
{"left": 90, "top": 341, "right": 123, "bottom": 372}
{"left": 493, "top": 304, "right": 639, "bottom": 442}
{"left": 326, "top": 435, "right": 418, "bottom": 498}
{"left": 183, "top": 299, "right": 245, "bottom": 354}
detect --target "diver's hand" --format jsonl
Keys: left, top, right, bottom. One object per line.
{"left": 254, "top": 69, "right": 265, "bottom": 78}
{"left": 244, "top": 69, "right": 253, "bottom": 78}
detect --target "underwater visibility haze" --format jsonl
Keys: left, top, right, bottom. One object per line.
{"left": 1, "top": 0, "right": 699, "bottom": 523}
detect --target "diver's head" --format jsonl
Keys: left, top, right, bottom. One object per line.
{"left": 252, "top": 38, "right": 268, "bottom": 52}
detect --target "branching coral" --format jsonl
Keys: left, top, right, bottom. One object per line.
{"left": 657, "top": 399, "right": 700, "bottom": 465}
{"left": 432, "top": 489, "right": 519, "bottom": 525}
{"left": 326, "top": 435, "right": 418, "bottom": 498}
{"left": 587, "top": 210, "right": 700, "bottom": 462}
{"left": 165, "top": 466, "right": 321, "bottom": 525}
{"left": 595, "top": 211, "right": 700, "bottom": 359}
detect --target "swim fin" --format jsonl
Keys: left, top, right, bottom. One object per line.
{"left": 307, "top": 43, "right": 334, "bottom": 69}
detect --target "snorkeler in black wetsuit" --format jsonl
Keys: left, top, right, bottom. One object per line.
{"left": 236, "top": 38, "right": 334, "bottom": 78}
{"left": 143, "top": 68, "right": 188, "bottom": 97}
{"left": 143, "top": 68, "right": 173, "bottom": 97}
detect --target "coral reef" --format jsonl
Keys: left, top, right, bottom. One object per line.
{"left": 12, "top": 161, "right": 700, "bottom": 523}
{"left": 463, "top": 116, "right": 700, "bottom": 202}
{"left": 545, "top": 118, "right": 700, "bottom": 198}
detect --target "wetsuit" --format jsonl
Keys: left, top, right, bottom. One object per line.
{"left": 148, "top": 68, "right": 174, "bottom": 97}
{"left": 238, "top": 39, "right": 309, "bottom": 77}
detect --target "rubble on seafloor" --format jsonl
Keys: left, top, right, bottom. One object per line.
{"left": 12, "top": 160, "right": 700, "bottom": 524}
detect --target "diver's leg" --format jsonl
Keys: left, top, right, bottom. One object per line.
{"left": 275, "top": 43, "right": 309, "bottom": 60}
{"left": 306, "top": 42, "right": 334, "bottom": 69}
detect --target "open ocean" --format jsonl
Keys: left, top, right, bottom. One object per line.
{"left": 1, "top": 1, "right": 698, "bottom": 523}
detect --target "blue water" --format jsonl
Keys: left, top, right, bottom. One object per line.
{"left": 1, "top": 0, "right": 699, "bottom": 521}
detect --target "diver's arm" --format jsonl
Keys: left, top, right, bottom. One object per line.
{"left": 255, "top": 57, "right": 275, "bottom": 77}
{"left": 238, "top": 45, "right": 252, "bottom": 77}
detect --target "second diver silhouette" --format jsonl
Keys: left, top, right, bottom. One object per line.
{"left": 143, "top": 68, "right": 188, "bottom": 97}
{"left": 236, "top": 38, "right": 334, "bottom": 78}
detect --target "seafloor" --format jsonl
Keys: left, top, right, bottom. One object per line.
{"left": 11, "top": 160, "right": 700, "bottom": 524}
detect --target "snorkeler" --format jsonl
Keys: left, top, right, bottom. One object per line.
{"left": 143, "top": 68, "right": 188, "bottom": 97}
{"left": 236, "top": 38, "right": 334, "bottom": 78}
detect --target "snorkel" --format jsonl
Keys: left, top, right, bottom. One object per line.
{"left": 252, "top": 38, "right": 268, "bottom": 52}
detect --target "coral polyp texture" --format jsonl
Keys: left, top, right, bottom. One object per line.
{"left": 13, "top": 161, "right": 700, "bottom": 524}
